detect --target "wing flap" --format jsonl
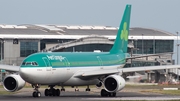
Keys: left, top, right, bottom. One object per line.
{"left": 74, "top": 69, "right": 119, "bottom": 77}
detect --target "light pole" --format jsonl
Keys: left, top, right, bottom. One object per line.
{"left": 135, "top": 39, "right": 138, "bottom": 54}
{"left": 0, "top": 39, "right": 4, "bottom": 82}
{"left": 0, "top": 39, "right": 4, "bottom": 64}
{"left": 142, "top": 34, "right": 144, "bottom": 55}
{"left": 177, "top": 32, "right": 179, "bottom": 65}
{"left": 176, "top": 31, "right": 179, "bottom": 82}
{"left": 0, "top": 40, "right": 1, "bottom": 82}
{"left": 153, "top": 36, "right": 155, "bottom": 54}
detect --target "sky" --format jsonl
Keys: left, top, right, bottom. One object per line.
{"left": 0, "top": 0, "right": 179, "bottom": 34}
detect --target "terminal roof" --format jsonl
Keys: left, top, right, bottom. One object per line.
{"left": 0, "top": 24, "right": 176, "bottom": 39}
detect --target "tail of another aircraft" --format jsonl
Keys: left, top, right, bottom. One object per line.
{"left": 110, "top": 5, "right": 131, "bottom": 54}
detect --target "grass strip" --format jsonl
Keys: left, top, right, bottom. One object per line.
{"left": 141, "top": 89, "right": 180, "bottom": 95}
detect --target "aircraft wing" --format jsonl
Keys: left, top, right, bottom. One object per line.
{"left": 75, "top": 65, "right": 180, "bottom": 78}
{"left": 0, "top": 64, "right": 19, "bottom": 72}
{"left": 119, "top": 65, "right": 180, "bottom": 73}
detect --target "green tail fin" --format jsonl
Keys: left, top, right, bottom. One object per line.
{"left": 110, "top": 5, "right": 131, "bottom": 54}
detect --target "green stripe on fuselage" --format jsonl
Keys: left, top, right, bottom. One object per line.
{"left": 21, "top": 52, "right": 126, "bottom": 68}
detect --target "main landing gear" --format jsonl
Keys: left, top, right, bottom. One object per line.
{"left": 101, "top": 89, "right": 116, "bottom": 97}
{"left": 44, "top": 85, "right": 60, "bottom": 96}
{"left": 32, "top": 84, "right": 41, "bottom": 97}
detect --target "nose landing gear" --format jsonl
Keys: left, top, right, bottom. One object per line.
{"left": 85, "top": 85, "right": 91, "bottom": 91}
{"left": 32, "top": 84, "right": 41, "bottom": 97}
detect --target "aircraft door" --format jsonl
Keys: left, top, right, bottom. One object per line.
{"left": 116, "top": 55, "right": 125, "bottom": 69}
{"left": 64, "top": 58, "right": 70, "bottom": 67}
{"left": 97, "top": 56, "right": 103, "bottom": 69}
{"left": 64, "top": 57, "right": 71, "bottom": 74}
{"left": 42, "top": 57, "right": 51, "bottom": 71}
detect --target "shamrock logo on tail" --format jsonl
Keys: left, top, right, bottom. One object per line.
{"left": 120, "top": 22, "right": 128, "bottom": 49}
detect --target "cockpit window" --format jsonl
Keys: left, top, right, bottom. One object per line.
{"left": 21, "top": 61, "right": 38, "bottom": 66}
{"left": 26, "top": 62, "right": 32, "bottom": 65}
{"left": 22, "top": 62, "right": 26, "bottom": 65}
{"left": 32, "top": 62, "right": 38, "bottom": 66}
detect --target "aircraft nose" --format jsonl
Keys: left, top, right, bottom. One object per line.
{"left": 19, "top": 67, "right": 29, "bottom": 81}
{"left": 19, "top": 67, "right": 40, "bottom": 84}
{"left": 19, "top": 67, "right": 48, "bottom": 84}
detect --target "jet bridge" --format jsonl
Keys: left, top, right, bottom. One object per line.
{"left": 43, "top": 35, "right": 134, "bottom": 52}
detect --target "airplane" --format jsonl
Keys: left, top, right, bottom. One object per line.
{"left": 1, "top": 4, "right": 180, "bottom": 98}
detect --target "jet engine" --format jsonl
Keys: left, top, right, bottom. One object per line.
{"left": 103, "top": 75, "right": 125, "bottom": 92}
{"left": 3, "top": 74, "right": 25, "bottom": 92}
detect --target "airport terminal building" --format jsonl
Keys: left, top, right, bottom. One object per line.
{"left": 0, "top": 24, "right": 176, "bottom": 65}
{"left": 0, "top": 24, "right": 178, "bottom": 83}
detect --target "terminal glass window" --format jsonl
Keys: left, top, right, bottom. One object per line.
{"left": 63, "top": 44, "right": 112, "bottom": 52}
{"left": 155, "top": 40, "right": 173, "bottom": 53}
{"left": 20, "top": 42, "right": 38, "bottom": 57}
{"left": 131, "top": 40, "right": 173, "bottom": 54}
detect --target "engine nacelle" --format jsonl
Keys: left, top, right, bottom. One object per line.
{"left": 103, "top": 75, "right": 125, "bottom": 92}
{"left": 3, "top": 74, "right": 25, "bottom": 92}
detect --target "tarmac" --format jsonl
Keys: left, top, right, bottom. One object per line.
{"left": 0, "top": 87, "right": 180, "bottom": 101}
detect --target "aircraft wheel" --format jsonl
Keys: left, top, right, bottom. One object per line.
{"left": 44, "top": 89, "right": 49, "bottom": 96}
{"left": 33, "top": 91, "right": 41, "bottom": 97}
{"left": 112, "top": 92, "right": 116, "bottom": 97}
{"left": 56, "top": 89, "right": 60, "bottom": 96}
{"left": 32, "top": 84, "right": 41, "bottom": 97}
{"left": 108, "top": 92, "right": 116, "bottom": 97}
{"left": 75, "top": 88, "right": 79, "bottom": 91}
{"left": 86, "top": 85, "right": 91, "bottom": 91}
{"left": 48, "top": 89, "right": 52, "bottom": 96}
{"left": 101, "top": 89, "right": 108, "bottom": 97}
{"left": 86, "top": 88, "right": 90, "bottom": 91}
{"left": 61, "top": 88, "right": 65, "bottom": 91}
{"left": 32, "top": 92, "right": 36, "bottom": 97}
{"left": 52, "top": 89, "right": 56, "bottom": 96}
{"left": 37, "top": 92, "right": 41, "bottom": 97}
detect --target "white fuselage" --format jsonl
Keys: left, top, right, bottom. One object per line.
{"left": 19, "top": 65, "right": 124, "bottom": 86}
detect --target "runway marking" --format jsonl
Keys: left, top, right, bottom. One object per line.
{"left": 84, "top": 97, "right": 180, "bottom": 101}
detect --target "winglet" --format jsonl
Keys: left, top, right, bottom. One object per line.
{"left": 110, "top": 5, "right": 131, "bottom": 54}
